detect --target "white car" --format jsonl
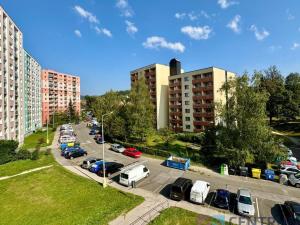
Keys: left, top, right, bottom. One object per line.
{"left": 236, "top": 189, "right": 255, "bottom": 217}
{"left": 111, "top": 144, "right": 126, "bottom": 153}
{"left": 289, "top": 173, "right": 300, "bottom": 188}
{"left": 280, "top": 166, "right": 300, "bottom": 176}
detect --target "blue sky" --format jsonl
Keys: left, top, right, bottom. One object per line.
{"left": 2, "top": 0, "right": 300, "bottom": 95}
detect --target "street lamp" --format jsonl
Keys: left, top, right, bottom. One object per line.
{"left": 46, "top": 119, "right": 49, "bottom": 144}
{"left": 102, "top": 111, "right": 113, "bottom": 188}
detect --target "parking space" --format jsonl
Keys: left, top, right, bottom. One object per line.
{"left": 62, "top": 123, "right": 300, "bottom": 224}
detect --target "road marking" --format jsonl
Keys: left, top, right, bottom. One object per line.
{"left": 208, "top": 192, "right": 215, "bottom": 208}
{"left": 255, "top": 198, "right": 260, "bottom": 220}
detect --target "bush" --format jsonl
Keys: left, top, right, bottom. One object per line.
{"left": 38, "top": 137, "right": 46, "bottom": 145}
{"left": 0, "top": 140, "right": 19, "bottom": 165}
{"left": 31, "top": 148, "right": 40, "bottom": 160}
{"left": 45, "top": 148, "right": 51, "bottom": 155}
{"left": 16, "top": 149, "right": 32, "bottom": 160}
{"left": 175, "top": 133, "right": 205, "bottom": 144}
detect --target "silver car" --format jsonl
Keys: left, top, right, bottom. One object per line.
{"left": 236, "top": 189, "right": 255, "bottom": 217}
{"left": 111, "top": 144, "right": 126, "bottom": 153}
{"left": 280, "top": 166, "right": 300, "bottom": 176}
{"left": 289, "top": 173, "right": 300, "bottom": 188}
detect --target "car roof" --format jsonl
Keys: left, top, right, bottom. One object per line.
{"left": 216, "top": 189, "right": 230, "bottom": 197}
{"left": 173, "top": 177, "right": 192, "bottom": 186}
{"left": 238, "top": 189, "right": 251, "bottom": 197}
{"left": 191, "top": 180, "right": 209, "bottom": 191}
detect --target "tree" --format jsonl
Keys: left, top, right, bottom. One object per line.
{"left": 126, "top": 77, "right": 154, "bottom": 141}
{"left": 158, "top": 128, "right": 174, "bottom": 146}
{"left": 283, "top": 73, "right": 300, "bottom": 119}
{"left": 68, "top": 99, "right": 76, "bottom": 122}
{"left": 214, "top": 73, "right": 281, "bottom": 168}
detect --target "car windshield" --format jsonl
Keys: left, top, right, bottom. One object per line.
{"left": 120, "top": 173, "right": 128, "bottom": 179}
{"left": 239, "top": 196, "right": 252, "bottom": 205}
{"left": 171, "top": 186, "right": 182, "bottom": 193}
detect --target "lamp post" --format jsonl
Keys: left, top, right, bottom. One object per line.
{"left": 102, "top": 111, "right": 113, "bottom": 188}
{"left": 46, "top": 119, "right": 49, "bottom": 144}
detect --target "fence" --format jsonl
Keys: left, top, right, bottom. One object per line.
{"left": 129, "top": 200, "right": 170, "bottom": 225}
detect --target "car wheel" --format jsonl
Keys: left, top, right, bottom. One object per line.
{"left": 296, "top": 183, "right": 300, "bottom": 188}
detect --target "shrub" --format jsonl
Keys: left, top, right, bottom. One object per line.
{"left": 45, "top": 148, "right": 51, "bottom": 155}
{"left": 16, "top": 149, "right": 32, "bottom": 160}
{"left": 38, "top": 137, "right": 46, "bottom": 145}
{"left": 0, "top": 140, "right": 19, "bottom": 165}
{"left": 175, "top": 133, "right": 205, "bottom": 144}
{"left": 31, "top": 148, "right": 40, "bottom": 160}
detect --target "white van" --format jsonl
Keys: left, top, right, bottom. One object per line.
{"left": 190, "top": 180, "right": 210, "bottom": 204}
{"left": 119, "top": 165, "right": 150, "bottom": 187}
{"left": 59, "top": 135, "right": 76, "bottom": 143}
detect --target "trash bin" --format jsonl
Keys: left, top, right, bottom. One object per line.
{"left": 252, "top": 168, "right": 261, "bottom": 179}
{"left": 221, "top": 164, "right": 229, "bottom": 175}
{"left": 239, "top": 166, "right": 248, "bottom": 176}
{"left": 264, "top": 169, "right": 275, "bottom": 181}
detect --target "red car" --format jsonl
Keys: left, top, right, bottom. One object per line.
{"left": 123, "top": 147, "right": 142, "bottom": 158}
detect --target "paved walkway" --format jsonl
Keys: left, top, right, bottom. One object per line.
{"left": 0, "top": 165, "right": 53, "bottom": 181}
{"left": 51, "top": 127, "right": 243, "bottom": 225}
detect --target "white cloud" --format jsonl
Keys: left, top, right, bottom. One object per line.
{"left": 291, "top": 42, "right": 300, "bottom": 50}
{"left": 269, "top": 45, "right": 282, "bottom": 51}
{"left": 250, "top": 25, "right": 270, "bottom": 41}
{"left": 181, "top": 26, "right": 212, "bottom": 40}
{"left": 74, "top": 30, "right": 82, "bottom": 38}
{"left": 175, "top": 11, "right": 211, "bottom": 21}
{"left": 125, "top": 20, "right": 138, "bottom": 35}
{"left": 143, "top": 36, "right": 185, "bottom": 53}
{"left": 287, "top": 9, "right": 295, "bottom": 21}
{"left": 116, "top": 0, "right": 134, "bottom": 17}
{"left": 227, "top": 15, "right": 241, "bottom": 33}
{"left": 218, "top": 0, "right": 238, "bottom": 9}
{"left": 94, "top": 26, "right": 112, "bottom": 37}
{"left": 74, "top": 5, "right": 99, "bottom": 24}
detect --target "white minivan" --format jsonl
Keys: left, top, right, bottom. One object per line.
{"left": 119, "top": 165, "right": 150, "bottom": 187}
{"left": 59, "top": 135, "right": 76, "bottom": 143}
{"left": 190, "top": 180, "right": 211, "bottom": 204}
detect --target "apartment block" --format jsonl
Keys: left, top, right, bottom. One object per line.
{"left": 0, "top": 6, "right": 25, "bottom": 142}
{"left": 41, "top": 70, "right": 80, "bottom": 125}
{"left": 130, "top": 64, "right": 170, "bottom": 130}
{"left": 169, "top": 60, "right": 235, "bottom": 132}
{"left": 24, "top": 50, "right": 42, "bottom": 135}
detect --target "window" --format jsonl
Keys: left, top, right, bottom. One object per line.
{"left": 185, "top": 117, "right": 190, "bottom": 121}
{"left": 184, "top": 77, "right": 189, "bottom": 82}
{"left": 184, "top": 93, "right": 189, "bottom": 97}
{"left": 185, "top": 101, "right": 190, "bottom": 105}
{"left": 186, "top": 125, "right": 191, "bottom": 129}
{"left": 185, "top": 109, "right": 190, "bottom": 113}
{"left": 184, "top": 85, "right": 189, "bottom": 90}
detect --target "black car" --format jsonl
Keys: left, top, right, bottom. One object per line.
{"left": 281, "top": 201, "right": 300, "bottom": 225}
{"left": 96, "top": 162, "right": 124, "bottom": 177}
{"left": 213, "top": 189, "right": 230, "bottom": 209}
{"left": 170, "top": 177, "right": 193, "bottom": 201}
{"left": 65, "top": 148, "right": 87, "bottom": 159}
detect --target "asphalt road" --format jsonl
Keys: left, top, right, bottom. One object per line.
{"left": 67, "top": 123, "right": 300, "bottom": 224}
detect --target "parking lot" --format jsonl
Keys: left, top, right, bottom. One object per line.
{"left": 59, "top": 123, "right": 300, "bottom": 224}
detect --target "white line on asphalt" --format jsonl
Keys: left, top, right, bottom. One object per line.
{"left": 208, "top": 192, "right": 215, "bottom": 208}
{"left": 256, "top": 197, "right": 260, "bottom": 219}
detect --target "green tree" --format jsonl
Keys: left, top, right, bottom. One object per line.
{"left": 158, "top": 128, "right": 174, "bottom": 146}
{"left": 68, "top": 100, "right": 76, "bottom": 122}
{"left": 283, "top": 72, "right": 300, "bottom": 119}
{"left": 126, "top": 77, "right": 154, "bottom": 141}
{"left": 214, "top": 74, "right": 281, "bottom": 168}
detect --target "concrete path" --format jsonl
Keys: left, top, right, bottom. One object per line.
{"left": 0, "top": 165, "right": 53, "bottom": 181}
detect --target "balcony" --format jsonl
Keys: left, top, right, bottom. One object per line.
{"left": 169, "top": 96, "right": 182, "bottom": 101}
{"left": 193, "top": 112, "right": 214, "bottom": 118}
{"left": 169, "top": 89, "right": 182, "bottom": 94}
{"left": 169, "top": 82, "right": 181, "bottom": 88}
{"left": 170, "top": 111, "right": 182, "bottom": 116}
{"left": 170, "top": 119, "right": 183, "bottom": 125}
{"left": 192, "top": 86, "right": 213, "bottom": 92}
{"left": 193, "top": 121, "right": 212, "bottom": 127}
{"left": 193, "top": 104, "right": 213, "bottom": 109}
{"left": 170, "top": 103, "right": 182, "bottom": 109}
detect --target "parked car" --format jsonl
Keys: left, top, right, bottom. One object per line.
{"left": 96, "top": 136, "right": 105, "bottom": 144}
{"left": 65, "top": 148, "right": 87, "bottom": 159}
{"left": 214, "top": 189, "right": 230, "bottom": 209}
{"left": 289, "top": 173, "right": 300, "bottom": 188}
{"left": 97, "top": 162, "right": 124, "bottom": 177}
{"left": 59, "top": 135, "right": 76, "bottom": 144}
{"left": 123, "top": 147, "right": 142, "bottom": 158}
{"left": 280, "top": 166, "right": 300, "bottom": 176}
{"left": 189, "top": 180, "right": 210, "bottom": 204}
{"left": 94, "top": 134, "right": 101, "bottom": 140}
{"left": 236, "top": 189, "right": 255, "bottom": 217}
{"left": 89, "top": 161, "right": 105, "bottom": 173}
{"left": 119, "top": 165, "right": 149, "bottom": 187}
{"left": 61, "top": 147, "right": 80, "bottom": 157}
{"left": 81, "top": 157, "right": 102, "bottom": 170}
{"left": 281, "top": 201, "right": 300, "bottom": 225}
{"left": 170, "top": 177, "right": 193, "bottom": 201}
{"left": 89, "top": 129, "right": 98, "bottom": 135}
{"left": 111, "top": 144, "right": 126, "bottom": 153}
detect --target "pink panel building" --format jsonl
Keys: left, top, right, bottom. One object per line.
{"left": 41, "top": 69, "right": 81, "bottom": 125}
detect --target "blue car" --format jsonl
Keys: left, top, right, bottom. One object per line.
{"left": 61, "top": 147, "right": 80, "bottom": 157}
{"left": 89, "top": 160, "right": 105, "bottom": 173}
{"left": 213, "top": 189, "right": 230, "bottom": 209}
{"left": 65, "top": 148, "right": 87, "bottom": 159}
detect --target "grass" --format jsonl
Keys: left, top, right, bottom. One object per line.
{"left": 23, "top": 129, "right": 55, "bottom": 149}
{"left": 0, "top": 153, "right": 54, "bottom": 177}
{"left": 0, "top": 161, "right": 144, "bottom": 225}
{"left": 149, "top": 207, "right": 234, "bottom": 225}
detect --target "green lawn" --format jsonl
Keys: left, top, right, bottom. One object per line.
{"left": 0, "top": 163, "right": 144, "bottom": 225}
{"left": 23, "top": 129, "right": 55, "bottom": 149}
{"left": 149, "top": 207, "right": 233, "bottom": 225}
{"left": 0, "top": 153, "right": 54, "bottom": 177}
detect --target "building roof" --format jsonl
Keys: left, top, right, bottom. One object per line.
{"left": 130, "top": 63, "right": 169, "bottom": 73}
